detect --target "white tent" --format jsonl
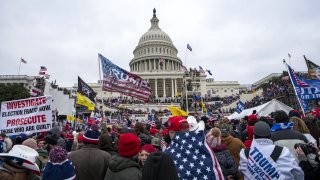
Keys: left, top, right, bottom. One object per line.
{"left": 228, "top": 99, "right": 293, "bottom": 120}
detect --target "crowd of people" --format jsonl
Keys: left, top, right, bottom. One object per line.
{"left": 1, "top": 105, "right": 320, "bottom": 179}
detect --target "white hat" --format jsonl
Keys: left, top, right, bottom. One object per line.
{"left": 0, "top": 145, "right": 40, "bottom": 175}
{"left": 187, "top": 116, "right": 199, "bottom": 131}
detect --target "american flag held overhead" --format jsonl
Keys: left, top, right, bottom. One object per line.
{"left": 99, "top": 53, "right": 152, "bottom": 102}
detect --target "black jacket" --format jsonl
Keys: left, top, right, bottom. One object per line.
{"left": 212, "top": 144, "right": 238, "bottom": 179}
{"left": 299, "top": 160, "right": 320, "bottom": 180}
{"left": 104, "top": 155, "right": 142, "bottom": 180}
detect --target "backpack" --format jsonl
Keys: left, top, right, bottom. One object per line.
{"left": 244, "top": 145, "right": 283, "bottom": 162}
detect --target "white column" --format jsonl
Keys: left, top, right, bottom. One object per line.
{"left": 149, "top": 60, "right": 151, "bottom": 71}
{"left": 144, "top": 60, "right": 147, "bottom": 72}
{"left": 163, "top": 78, "right": 166, "bottom": 98}
{"left": 171, "top": 78, "right": 174, "bottom": 98}
{"left": 171, "top": 61, "right": 174, "bottom": 71}
{"left": 154, "top": 59, "right": 156, "bottom": 70}
{"left": 175, "top": 78, "right": 177, "bottom": 96}
{"left": 155, "top": 78, "right": 158, "bottom": 98}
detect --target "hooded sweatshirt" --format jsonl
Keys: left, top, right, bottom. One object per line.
{"left": 98, "top": 133, "right": 118, "bottom": 156}
{"left": 104, "top": 155, "right": 141, "bottom": 180}
{"left": 221, "top": 135, "right": 245, "bottom": 165}
{"left": 50, "top": 127, "right": 66, "bottom": 149}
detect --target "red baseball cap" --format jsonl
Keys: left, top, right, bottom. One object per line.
{"left": 166, "top": 116, "right": 189, "bottom": 132}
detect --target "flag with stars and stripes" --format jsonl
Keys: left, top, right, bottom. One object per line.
{"left": 164, "top": 130, "right": 223, "bottom": 180}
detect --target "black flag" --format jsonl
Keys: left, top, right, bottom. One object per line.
{"left": 78, "top": 76, "right": 97, "bottom": 102}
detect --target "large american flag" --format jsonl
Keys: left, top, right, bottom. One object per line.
{"left": 99, "top": 54, "right": 152, "bottom": 102}
{"left": 164, "top": 130, "right": 223, "bottom": 180}
{"left": 287, "top": 64, "right": 309, "bottom": 87}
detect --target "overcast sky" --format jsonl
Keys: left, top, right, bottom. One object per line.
{"left": 1, "top": 0, "right": 320, "bottom": 87}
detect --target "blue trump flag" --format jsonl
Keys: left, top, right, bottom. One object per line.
{"left": 286, "top": 62, "right": 320, "bottom": 112}
{"left": 164, "top": 130, "right": 223, "bottom": 180}
{"left": 236, "top": 101, "right": 246, "bottom": 114}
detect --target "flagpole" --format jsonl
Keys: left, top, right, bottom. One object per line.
{"left": 185, "top": 79, "right": 189, "bottom": 114}
{"left": 284, "top": 60, "right": 306, "bottom": 116}
{"left": 184, "top": 47, "right": 188, "bottom": 67}
{"left": 18, "top": 59, "right": 22, "bottom": 75}
{"left": 98, "top": 54, "right": 104, "bottom": 119}
{"left": 288, "top": 53, "right": 292, "bottom": 67}
{"left": 184, "top": 46, "right": 189, "bottom": 114}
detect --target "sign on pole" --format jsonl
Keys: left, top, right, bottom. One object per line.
{"left": 0, "top": 96, "right": 53, "bottom": 135}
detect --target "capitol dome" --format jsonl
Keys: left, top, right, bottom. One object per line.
{"left": 129, "top": 9, "right": 185, "bottom": 98}
{"left": 130, "top": 8, "right": 183, "bottom": 73}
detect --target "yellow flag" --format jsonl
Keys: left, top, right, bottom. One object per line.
{"left": 76, "top": 92, "right": 95, "bottom": 111}
{"left": 168, "top": 106, "right": 188, "bottom": 117}
{"left": 67, "top": 115, "right": 75, "bottom": 121}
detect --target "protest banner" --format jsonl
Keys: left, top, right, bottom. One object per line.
{"left": 0, "top": 96, "right": 53, "bottom": 135}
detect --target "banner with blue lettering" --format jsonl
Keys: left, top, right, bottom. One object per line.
{"left": 286, "top": 63, "right": 320, "bottom": 112}
{"left": 236, "top": 101, "right": 246, "bottom": 114}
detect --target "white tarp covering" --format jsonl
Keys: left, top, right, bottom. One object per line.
{"left": 228, "top": 99, "right": 293, "bottom": 120}
{"left": 44, "top": 81, "right": 75, "bottom": 115}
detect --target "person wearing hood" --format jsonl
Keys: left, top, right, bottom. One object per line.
{"left": 104, "top": 133, "right": 142, "bottom": 180}
{"left": 142, "top": 151, "right": 178, "bottom": 180}
{"left": 49, "top": 127, "right": 66, "bottom": 149}
{"left": 98, "top": 132, "right": 117, "bottom": 156}
{"left": 206, "top": 128, "right": 238, "bottom": 179}
{"left": 220, "top": 123, "right": 245, "bottom": 166}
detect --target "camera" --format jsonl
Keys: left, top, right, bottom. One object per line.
{"left": 294, "top": 143, "right": 316, "bottom": 155}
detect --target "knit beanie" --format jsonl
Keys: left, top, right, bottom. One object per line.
{"left": 142, "top": 151, "right": 179, "bottom": 180}
{"left": 42, "top": 146, "right": 76, "bottom": 180}
{"left": 83, "top": 129, "right": 100, "bottom": 145}
{"left": 118, "top": 133, "right": 140, "bottom": 157}
{"left": 149, "top": 128, "right": 159, "bottom": 136}
{"left": 205, "top": 128, "right": 221, "bottom": 148}
{"left": 141, "top": 144, "right": 157, "bottom": 154}
{"left": 161, "top": 129, "right": 168, "bottom": 137}
{"left": 45, "top": 134, "right": 58, "bottom": 145}
{"left": 254, "top": 121, "right": 271, "bottom": 138}
{"left": 22, "top": 138, "right": 38, "bottom": 150}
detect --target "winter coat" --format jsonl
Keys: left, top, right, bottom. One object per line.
{"left": 212, "top": 144, "right": 238, "bottom": 179}
{"left": 68, "top": 144, "right": 111, "bottom": 180}
{"left": 104, "top": 155, "right": 142, "bottom": 180}
{"left": 221, "top": 135, "right": 245, "bottom": 165}
{"left": 244, "top": 126, "right": 254, "bottom": 148}
{"left": 49, "top": 127, "right": 66, "bottom": 149}
{"left": 98, "top": 133, "right": 118, "bottom": 156}
{"left": 299, "top": 159, "right": 320, "bottom": 180}
{"left": 271, "top": 129, "right": 308, "bottom": 161}
{"left": 239, "top": 139, "right": 304, "bottom": 180}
